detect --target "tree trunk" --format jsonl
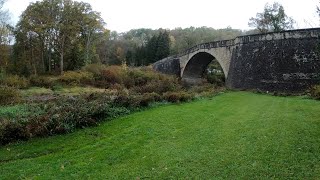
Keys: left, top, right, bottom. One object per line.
{"left": 86, "top": 31, "right": 91, "bottom": 63}
{"left": 60, "top": 49, "right": 64, "bottom": 75}
{"left": 31, "top": 44, "right": 37, "bottom": 76}
{"left": 41, "top": 44, "right": 45, "bottom": 73}
{"left": 60, "top": 36, "right": 65, "bottom": 75}
{"left": 48, "top": 48, "right": 51, "bottom": 73}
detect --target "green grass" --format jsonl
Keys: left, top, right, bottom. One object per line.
{"left": 1, "top": 91, "right": 320, "bottom": 179}
{"left": 0, "top": 104, "right": 29, "bottom": 119}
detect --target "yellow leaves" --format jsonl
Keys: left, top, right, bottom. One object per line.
{"left": 60, "top": 164, "right": 65, "bottom": 171}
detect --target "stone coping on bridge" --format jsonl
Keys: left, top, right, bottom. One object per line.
{"left": 171, "top": 28, "right": 320, "bottom": 58}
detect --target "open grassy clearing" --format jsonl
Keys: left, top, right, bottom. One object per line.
{"left": 1, "top": 91, "right": 320, "bottom": 179}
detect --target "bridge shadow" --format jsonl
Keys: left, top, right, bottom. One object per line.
{"left": 182, "top": 52, "right": 225, "bottom": 85}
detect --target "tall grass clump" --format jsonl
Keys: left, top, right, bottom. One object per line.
{"left": 0, "top": 75, "right": 29, "bottom": 89}
{"left": 59, "top": 71, "right": 94, "bottom": 85}
{"left": 0, "top": 86, "right": 22, "bottom": 106}
{"left": 310, "top": 85, "right": 320, "bottom": 99}
{"left": 29, "top": 75, "right": 57, "bottom": 88}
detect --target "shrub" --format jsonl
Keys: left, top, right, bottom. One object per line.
{"left": 25, "top": 117, "right": 50, "bottom": 137}
{"left": 91, "top": 66, "right": 182, "bottom": 92}
{"left": 82, "top": 63, "right": 107, "bottom": 77}
{"left": 206, "top": 73, "right": 225, "bottom": 86}
{"left": 139, "top": 92, "right": 162, "bottom": 106}
{"left": 29, "top": 75, "right": 56, "bottom": 88}
{"left": 130, "top": 74, "right": 182, "bottom": 94}
{"left": 126, "top": 68, "right": 155, "bottom": 86}
{"left": 0, "top": 69, "right": 5, "bottom": 81}
{"left": 0, "top": 75, "right": 29, "bottom": 89}
{"left": 0, "top": 119, "right": 29, "bottom": 145}
{"left": 2, "top": 94, "right": 130, "bottom": 141}
{"left": 59, "top": 71, "right": 94, "bottom": 85}
{"left": 99, "top": 66, "right": 125, "bottom": 86}
{"left": 163, "top": 91, "right": 194, "bottom": 103}
{"left": 109, "top": 83, "right": 126, "bottom": 91}
{"left": 113, "top": 90, "right": 131, "bottom": 107}
{"left": 0, "top": 86, "right": 22, "bottom": 106}
{"left": 310, "top": 85, "right": 320, "bottom": 99}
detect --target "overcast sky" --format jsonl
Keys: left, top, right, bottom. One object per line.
{"left": 4, "top": 0, "right": 320, "bottom": 32}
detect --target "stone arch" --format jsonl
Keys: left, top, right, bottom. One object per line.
{"left": 181, "top": 52, "right": 226, "bottom": 81}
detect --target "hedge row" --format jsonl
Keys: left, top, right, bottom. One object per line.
{"left": 0, "top": 91, "right": 194, "bottom": 145}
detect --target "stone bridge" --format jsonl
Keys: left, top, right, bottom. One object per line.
{"left": 153, "top": 28, "right": 320, "bottom": 92}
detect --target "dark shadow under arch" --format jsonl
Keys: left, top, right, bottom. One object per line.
{"left": 182, "top": 52, "right": 225, "bottom": 79}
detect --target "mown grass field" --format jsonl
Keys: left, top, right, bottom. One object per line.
{"left": 1, "top": 91, "right": 320, "bottom": 179}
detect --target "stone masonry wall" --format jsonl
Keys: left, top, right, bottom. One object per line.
{"left": 227, "top": 28, "right": 320, "bottom": 92}
{"left": 152, "top": 57, "right": 181, "bottom": 76}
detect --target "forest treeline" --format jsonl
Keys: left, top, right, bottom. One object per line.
{"left": 0, "top": 0, "right": 250, "bottom": 77}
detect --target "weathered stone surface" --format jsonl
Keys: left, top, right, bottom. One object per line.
{"left": 153, "top": 28, "right": 320, "bottom": 92}
{"left": 152, "top": 57, "right": 180, "bottom": 76}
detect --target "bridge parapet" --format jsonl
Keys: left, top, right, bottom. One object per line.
{"left": 176, "top": 28, "right": 320, "bottom": 58}
{"left": 237, "top": 28, "right": 320, "bottom": 44}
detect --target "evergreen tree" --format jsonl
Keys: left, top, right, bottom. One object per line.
{"left": 155, "top": 31, "right": 170, "bottom": 62}
{"left": 125, "top": 50, "right": 135, "bottom": 66}
{"left": 146, "top": 35, "right": 158, "bottom": 64}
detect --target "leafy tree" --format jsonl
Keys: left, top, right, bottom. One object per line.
{"left": 13, "top": 0, "right": 105, "bottom": 75}
{"left": 317, "top": 1, "right": 320, "bottom": 17}
{"left": 0, "top": 0, "right": 11, "bottom": 72}
{"left": 248, "top": 2, "right": 295, "bottom": 33}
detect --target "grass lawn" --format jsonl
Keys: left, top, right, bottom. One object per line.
{"left": 1, "top": 91, "right": 320, "bottom": 179}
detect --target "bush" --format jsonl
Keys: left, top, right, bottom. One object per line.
{"left": 0, "top": 119, "right": 29, "bottom": 145}
{"left": 163, "top": 91, "right": 194, "bottom": 103}
{"left": 130, "top": 74, "right": 182, "bottom": 94}
{"left": 99, "top": 66, "right": 125, "bottom": 86}
{"left": 0, "top": 86, "right": 22, "bottom": 106}
{"left": 206, "top": 73, "right": 225, "bottom": 86}
{"left": 59, "top": 71, "right": 94, "bottom": 85}
{"left": 126, "top": 68, "right": 156, "bottom": 86}
{"left": 82, "top": 63, "right": 107, "bottom": 77}
{"left": 37, "top": 96, "right": 129, "bottom": 134}
{"left": 29, "top": 75, "right": 56, "bottom": 88}
{"left": 113, "top": 90, "right": 131, "bottom": 107}
{"left": 139, "top": 92, "right": 162, "bottom": 106}
{"left": 0, "top": 69, "right": 5, "bottom": 81}
{"left": 310, "top": 85, "right": 320, "bottom": 99}
{"left": 0, "top": 93, "right": 134, "bottom": 145}
{"left": 0, "top": 75, "right": 29, "bottom": 89}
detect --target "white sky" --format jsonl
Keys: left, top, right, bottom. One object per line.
{"left": 4, "top": 0, "right": 320, "bottom": 32}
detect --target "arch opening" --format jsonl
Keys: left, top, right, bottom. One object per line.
{"left": 182, "top": 52, "right": 225, "bottom": 85}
